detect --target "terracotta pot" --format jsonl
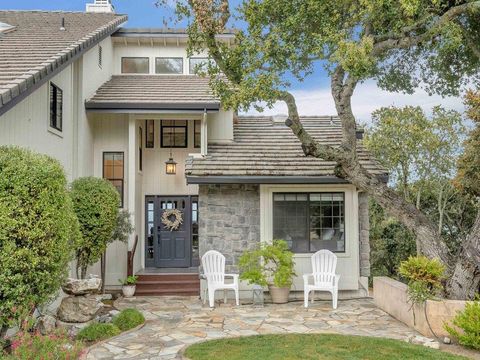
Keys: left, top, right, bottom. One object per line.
{"left": 122, "top": 285, "right": 136, "bottom": 298}
{"left": 268, "top": 285, "right": 290, "bottom": 304}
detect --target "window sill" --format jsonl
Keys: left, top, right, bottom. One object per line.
{"left": 47, "top": 127, "right": 63, "bottom": 138}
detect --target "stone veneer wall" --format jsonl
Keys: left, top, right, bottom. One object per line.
{"left": 198, "top": 184, "right": 260, "bottom": 272}
{"left": 358, "top": 192, "right": 370, "bottom": 277}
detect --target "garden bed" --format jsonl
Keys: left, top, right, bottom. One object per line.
{"left": 373, "top": 277, "right": 467, "bottom": 338}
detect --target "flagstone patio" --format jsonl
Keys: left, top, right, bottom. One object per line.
{"left": 85, "top": 296, "right": 423, "bottom": 360}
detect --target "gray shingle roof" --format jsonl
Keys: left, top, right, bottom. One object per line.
{"left": 0, "top": 11, "right": 127, "bottom": 115}
{"left": 85, "top": 75, "right": 221, "bottom": 111}
{"left": 186, "top": 116, "right": 387, "bottom": 183}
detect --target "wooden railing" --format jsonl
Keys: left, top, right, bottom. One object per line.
{"left": 127, "top": 235, "right": 138, "bottom": 276}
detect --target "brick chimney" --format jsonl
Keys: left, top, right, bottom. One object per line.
{"left": 86, "top": 0, "right": 115, "bottom": 13}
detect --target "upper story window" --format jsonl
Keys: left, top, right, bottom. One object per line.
{"left": 49, "top": 82, "right": 63, "bottom": 132}
{"left": 121, "top": 57, "right": 149, "bottom": 74}
{"left": 145, "top": 120, "right": 154, "bottom": 148}
{"left": 155, "top": 57, "right": 183, "bottom": 74}
{"left": 161, "top": 120, "right": 188, "bottom": 148}
{"left": 189, "top": 58, "right": 209, "bottom": 74}
{"left": 273, "top": 193, "right": 345, "bottom": 253}
{"left": 138, "top": 126, "right": 143, "bottom": 172}
{"left": 194, "top": 120, "right": 201, "bottom": 148}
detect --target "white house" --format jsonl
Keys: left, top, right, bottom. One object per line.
{"left": 0, "top": 1, "right": 387, "bottom": 299}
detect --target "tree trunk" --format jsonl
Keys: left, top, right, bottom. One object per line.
{"left": 101, "top": 251, "right": 106, "bottom": 293}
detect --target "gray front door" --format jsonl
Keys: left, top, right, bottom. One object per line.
{"left": 145, "top": 196, "right": 192, "bottom": 268}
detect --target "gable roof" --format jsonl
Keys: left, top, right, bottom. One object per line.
{"left": 85, "top": 75, "right": 220, "bottom": 112}
{"left": 0, "top": 11, "right": 127, "bottom": 116}
{"left": 186, "top": 116, "right": 388, "bottom": 184}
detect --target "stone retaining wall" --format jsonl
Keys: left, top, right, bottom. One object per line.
{"left": 373, "top": 276, "right": 467, "bottom": 338}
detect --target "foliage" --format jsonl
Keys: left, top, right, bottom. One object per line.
{"left": 112, "top": 309, "right": 145, "bottom": 331}
{"left": 365, "top": 106, "right": 465, "bottom": 199}
{"left": 184, "top": 334, "right": 465, "bottom": 360}
{"left": 0, "top": 146, "right": 80, "bottom": 336}
{"left": 445, "top": 296, "right": 480, "bottom": 350}
{"left": 112, "top": 209, "right": 134, "bottom": 243}
{"left": 399, "top": 256, "right": 445, "bottom": 304}
{"left": 456, "top": 90, "right": 480, "bottom": 197}
{"left": 76, "top": 323, "right": 120, "bottom": 342}
{"left": 369, "top": 199, "right": 416, "bottom": 280}
{"left": 239, "top": 240, "right": 296, "bottom": 288}
{"left": 70, "top": 177, "right": 120, "bottom": 279}
{"left": 4, "top": 329, "right": 84, "bottom": 360}
{"left": 119, "top": 275, "right": 138, "bottom": 286}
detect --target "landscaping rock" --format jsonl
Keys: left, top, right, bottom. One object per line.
{"left": 406, "top": 335, "right": 440, "bottom": 349}
{"left": 36, "top": 315, "right": 57, "bottom": 335}
{"left": 57, "top": 295, "right": 103, "bottom": 323}
{"left": 443, "top": 337, "right": 451, "bottom": 344}
{"left": 56, "top": 319, "right": 93, "bottom": 337}
{"left": 62, "top": 276, "right": 102, "bottom": 295}
{"left": 96, "top": 314, "right": 113, "bottom": 323}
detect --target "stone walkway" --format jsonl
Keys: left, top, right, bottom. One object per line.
{"left": 86, "top": 296, "right": 422, "bottom": 360}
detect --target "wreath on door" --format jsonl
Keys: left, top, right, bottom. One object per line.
{"left": 161, "top": 209, "right": 183, "bottom": 231}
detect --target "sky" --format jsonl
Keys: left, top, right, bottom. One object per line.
{"left": 0, "top": 0, "right": 466, "bottom": 123}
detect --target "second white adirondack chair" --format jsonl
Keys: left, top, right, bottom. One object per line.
{"left": 303, "top": 249, "right": 340, "bottom": 309}
{"left": 201, "top": 250, "right": 239, "bottom": 308}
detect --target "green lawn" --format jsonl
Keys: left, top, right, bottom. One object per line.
{"left": 184, "top": 334, "right": 466, "bottom": 360}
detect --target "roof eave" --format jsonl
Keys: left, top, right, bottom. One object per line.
{"left": 0, "top": 15, "right": 128, "bottom": 117}
{"left": 85, "top": 101, "right": 220, "bottom": 113}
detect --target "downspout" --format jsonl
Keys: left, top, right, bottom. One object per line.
{"left": 201, "top": 108, "right": 208, "bottom": 156}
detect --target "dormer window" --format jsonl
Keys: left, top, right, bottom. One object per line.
{"left": 155, "top": 58, "right": 183, "bottom": 74}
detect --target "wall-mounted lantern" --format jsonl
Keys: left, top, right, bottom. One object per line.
{"left": 165, "top": 156, "right": 177, "bottom": 175}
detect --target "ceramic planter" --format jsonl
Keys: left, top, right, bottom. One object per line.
{"left": 268, "top": 285, "right": 290, "bottom": 304}
{"left": 122, "top": 285, "right": 136, "bottom": 298}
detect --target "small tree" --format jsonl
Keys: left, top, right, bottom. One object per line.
{"left": 70, "top": 177, "right": 120, "bottom": 279}
{"left": 0, "top": 146, "right": 79, "bottom": 338}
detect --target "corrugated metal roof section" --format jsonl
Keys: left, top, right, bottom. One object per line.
{"left": 85, "top": 75, "right": 221, "bottom": 111}
{"left": 186, "top": 116, "right": 388, "bottom": 182}
{"left": 0, "top": 11, "right": 127, "bottom": 115}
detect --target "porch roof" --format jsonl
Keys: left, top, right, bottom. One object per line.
{"left": 85, "top": 75, "right": 221, "bottom": 112}
{"left": 185, "top": 116, "right": 388, "bottom": 184}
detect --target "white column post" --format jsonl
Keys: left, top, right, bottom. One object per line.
{"left": 127, "top": 115, "right": 136, "bottom": 250}
{"left": 201, "top": 109, "right": 208, "bottom": 156}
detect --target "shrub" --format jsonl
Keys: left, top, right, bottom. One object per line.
{"left": 0, "top": 146, "right": 80, "bottom": 336}
{"left": 77, "top": 323, "right": 120, "bottom": 342}
{"left": 399, "top": 256, "right": 445, "bottom": 305}
{"left": 70, "top": 177, "right": 120, "bottom": 279}
{"left": 4, "top": 330, "right": 84, "bottom": 359}
{"left": 112, "top": 309, "right": 145, "bottom": 331}
{"left": 239, "top": 240, "right": 296, "bottom": 288}
{"left": 445, "top": 297, "right": 480, "bottom": 350}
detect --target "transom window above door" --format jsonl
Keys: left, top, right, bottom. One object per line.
{"left": 273, "top": 193, "right": 345, "bottom": 253}
{"left": 161, "top": 120, "right": 188, "bottom": 148}
{"left": 155, "top": 57, "right": 183, "bottom": 74}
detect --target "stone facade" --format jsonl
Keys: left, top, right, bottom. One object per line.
{"left": 198, "top": 184, "right": 260, "bottom": 272}
{"left": 358, "top": 192, "right": 370, "bottom": 277}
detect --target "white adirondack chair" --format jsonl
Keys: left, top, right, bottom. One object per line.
{"left": 303, "top": 250, "right": 340, "bottom": 309}
{"left": 201, "top": 250, "right": 239, "bottom": 308}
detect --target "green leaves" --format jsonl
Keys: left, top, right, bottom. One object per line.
{"left": 239, "top": 240, "right": 296, "bottom": 288}
{"left": 445, "top": 296, "right": 480, "bottom": 350}
{"left": 0, "top": 146, "right": 79, "bottom": 332}
{"left": 70, "top": 177, "right": 120, "bottom": 278}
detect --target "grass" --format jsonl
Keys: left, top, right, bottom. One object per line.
{"left": 184, "top": 334, "right": 467, "bottom": 360}
{"left": 76, "top": 323, "right": 120, "bottom": 342}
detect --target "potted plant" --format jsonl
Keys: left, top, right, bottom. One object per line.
{"left": 119, "top": 275, "right": 138, "bottom": 298}
{"left": 239, "top": 240, "right": 296, "bottom": 304}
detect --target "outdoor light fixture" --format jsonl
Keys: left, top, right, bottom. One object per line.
{"left": 165, "top": 155, "right": 177, "bottom": 175}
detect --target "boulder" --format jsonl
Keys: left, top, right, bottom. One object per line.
{"left": 36, "top": 315, "right": 57, "bottom": 335}
{"left": 62, "top": 276, "right": 102, "bottom": 295}
{"left": 406, "top": 335, "right": 440, "bottom": 350}
{"left": 56, "top": 319, "right": 94, "bottom": 337}
{"left": 57, "top": 295, "right": 103, "bottom": 323}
